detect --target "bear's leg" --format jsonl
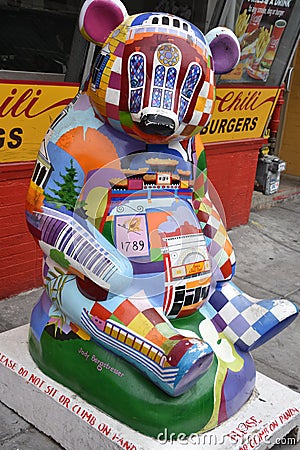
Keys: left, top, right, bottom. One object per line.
{"left": 44, "top": 274, "right": 214, "bottom": 396}
{"left": 200, "top": 281, "right": 298, "bottom": 351}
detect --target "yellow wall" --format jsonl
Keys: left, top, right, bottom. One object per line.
{"left": 279, "top": 44, "right": 300, "bottom": 176}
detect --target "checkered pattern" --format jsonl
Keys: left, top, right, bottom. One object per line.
{"left": 207, "top": 281, "right": 298, "bottom": 351}
{"left": 89, "top": 293, "right": 203, "bottom": 357}
{"left": 111, "top": 56, "right": 122, "bottom": 74}
{"left": 193, "top": 195, "right": 235, "bottom": 281}
{"left": 105, "top": 87, "right": 120, "bottom": 105}
{"left": 204, "top": 98, "right": 214, "bottom": 114}
{"left": 179, "top": 67, "right": 215, "bottom": 136}
{"left": 88, "top": 23, "right": 127, "bottom": 122}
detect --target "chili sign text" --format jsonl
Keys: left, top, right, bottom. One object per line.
{"left": 0, "top": 81, "right": 78, "bottom": 163}
{"left": 0, "top": 81, "right": 280, "bottom": 162}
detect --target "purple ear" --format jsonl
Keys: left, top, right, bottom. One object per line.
{"left": 79, "top": 0, "right": 128, "bottom": 45}
{"left": 206, "top": 27, "right": 240, "bottom": 74}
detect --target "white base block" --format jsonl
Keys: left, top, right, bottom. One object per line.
{"left": 1, "top": 325, "right": 300, "bottom": 450}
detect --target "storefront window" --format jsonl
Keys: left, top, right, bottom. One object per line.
{"left": 0, "top": 0, "right": 81, "bottom": 76}
{"left": 123, "top": 0, "right": 212, "bottom": 32}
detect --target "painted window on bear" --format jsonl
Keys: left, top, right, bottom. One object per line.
{"left": 147, "top": 14, "right": 191, "bottom": 33}
{"left": 129, "top": 52, "right": 146, "bottom": 113}
{"left": 150, "top": 44, "right": 180, "bottom": 111}
{"left": 179, "top": 63, "right": 201, "bottom": 121}
{"left": 152, "top": 88, "right": 162, "bottom": 108}
{"left": 166, "top": 68, "right": 177, "bottom": 89}
{"left": 163, "top": 90, "right": 173, "bottom": 110}
{"left": 154, "top": 65, "right": 165, "bottom": 87}
{"left": 151, "top": 65, "right": 164, "bottom": 108}
{"left": 91, "top": 51, "right": 110, "bottom": 91}
{"left": 152, "top": 65, "right": 178, "bottom": 109}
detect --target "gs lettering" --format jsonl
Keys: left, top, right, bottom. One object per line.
{"left": 0, "top": 127, "right": 23, "bottom": 149}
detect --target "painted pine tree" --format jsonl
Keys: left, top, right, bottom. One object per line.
{"left": 44, "top": 159, "right": 86, "bottom": 213}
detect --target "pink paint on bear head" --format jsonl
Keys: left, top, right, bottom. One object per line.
{"left": 83, "top": 0, "right": 126, "bottom": 43}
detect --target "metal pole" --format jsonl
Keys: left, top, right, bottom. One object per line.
{"left": 80, "top": 43, "right": 96, "bottom": 89}
{"left": 64, "top": 22, "right": 89, "bottom": 83}
{"left": 226, "top": 0, "right": 236, "bottom": 30}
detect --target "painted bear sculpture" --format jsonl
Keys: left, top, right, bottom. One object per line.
{"left": 26, "top": 0, "right": 298, "bottom": 439}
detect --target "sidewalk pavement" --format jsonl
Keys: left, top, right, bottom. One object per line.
{"left": 0, "top": 195, "right": 300, "bottom": 449}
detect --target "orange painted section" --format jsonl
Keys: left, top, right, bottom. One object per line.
{"left": 57, "top": 127, "right": 120, "bottom": 175}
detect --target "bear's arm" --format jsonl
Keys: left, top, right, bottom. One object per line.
{"left": 26, "top": 122, "right": 133, "bottom": 294}
{"left": 192, "top": 135, "right": 236, "bottom": 282}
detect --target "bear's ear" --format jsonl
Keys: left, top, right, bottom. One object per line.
{"left": 205, "top": 27, "right": 240, "bottom": 74}
{"left": 79, "top": 0, "right": 128, "bottom": 45}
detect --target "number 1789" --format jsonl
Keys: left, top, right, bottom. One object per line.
{"left": 120, "top": 240, "right": 145, "bottom": 252}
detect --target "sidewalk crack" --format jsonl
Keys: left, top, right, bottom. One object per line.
{"left": 248, "top": 222, "right": 300, "bottom": 254}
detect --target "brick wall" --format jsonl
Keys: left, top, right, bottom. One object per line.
{"left": 0, "top": 163, "right": 43, "bottom": 299}
{"left": 206, "top": 138, "right": 265, "bottom": 230}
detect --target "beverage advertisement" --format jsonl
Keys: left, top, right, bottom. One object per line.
{"left": 221, "top": 0, "right": 296, "bottom": 83}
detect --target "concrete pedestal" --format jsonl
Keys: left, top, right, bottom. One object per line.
{"left": 1, "top": 325, "right": 299, "bottom": 450}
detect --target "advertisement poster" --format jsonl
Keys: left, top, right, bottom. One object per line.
{"left": 221, "top": 0, "right": 296, "bottom": 83}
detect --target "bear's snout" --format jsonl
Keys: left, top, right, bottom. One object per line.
{"left": 138, "top": 113, "right": 175, "bottom": 136}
